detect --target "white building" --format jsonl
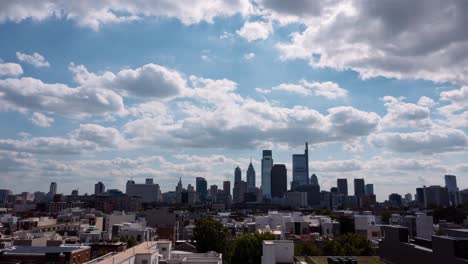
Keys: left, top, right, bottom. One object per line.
{"left": 416, "top": 213, "right": 434, "bottom": 240}
{"left": 261, "top": 240, "right": 294, "bottom": 264}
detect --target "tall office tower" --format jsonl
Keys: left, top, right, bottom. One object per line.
{"left": 196, "top": 177, "right": 208, "bottom": 201}
{"left": 209, "top": 185, "right": 218, "bottom": 201}
{"left": 223, "top": 181, "right": 231, "bottom": 196}
{"left": 261, "top": 150, "right": 273, "bottom": 199}
{"left": 292, "top": 142, "right": 309, "bottom": 187}
{"left": 337, "top": 178, "right": 348, "bottom": 196}
{"left": 405, "top": 193, "right": 412, "bottom": 201}
{"left": 235, "top": 166, "right": 242, "bottom": 183}
{"left": 94, "top": 181, "right": 105, "bottom": 195}
{"left": 246, "top": 159, "right": 256, "bottom": 192}
{"left": 423, "top": 185, "right": 450, "bottom": 208}
{"left": 416, "top": 187, "right": 425, "bottom": 208}
{"left": 365, "top": 184, "right": 374, "bottom": 195}
{"left": 49, "top": 182, "right": 57, "bottom": 196}
{"left": 271, "top": 164, "right": 287, "bottom": 199}
{"left": 0, "top": 189, "right": 12, "bottom": 205}
{"left": 310, "top": 174, "right": 319, "bottom": 186}
{"left": 445, "top": 175, "right": 458, "bottom": 192}
{"left": 354, "top": 178, "right": 365, "bottom": 207}
{"left": 445, "top": 175, "right": 459, "bottom": 206}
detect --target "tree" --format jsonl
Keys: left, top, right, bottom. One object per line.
{"left": 381, "top": 211, "right": 391, "bottom": 224}
{"left": 294, "top": 241, "right": 321, "bottom": 256}
{"left": 193, "top": 217, "right": 229, "bottom": 253}
{"left": 322, "top": 233, "right": 375, "bottom": 256}
{"left": 229, "top": 232, "right": 276, "bottom": 264}
{"left": 432, "top": 207, "right": 466, "bottom": 224}
{"left": 119, "top": 236, "right": 137, "bottom": 248}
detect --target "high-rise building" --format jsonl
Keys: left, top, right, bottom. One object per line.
{"left": 246, "top": 159, "right": 256, "bottom": 192}
{"left": 365, "top": 184, "right": 374, "bottom": 195}
{"left": 337, "top": 179, "right": 348, "bottom": 196}
{"left": 94, "top": 181, "right": 105, "bottom": 195}
{"left": 444, "top": 175, "right": 458, "bottom": 193}
{"left": 296, "top": 184, "right": 321, "bottom": 207}
{"left": 423, "top": 185, "right": 449, "bottom": 208}
{"left": 292, "top": 142, "right": 309, "bottom": 187}
{"left": 235, "top": 166, "right": 242, "bottom": 183}
{"left": 416, "top": 187, "right": 425, "bottom": 208}
{"left": 126, "top": 178, "right": 161, "bottom": 203}
{"left": 49, "top": 182, "right": 57, "bottom": 196}
{"left": 261, "top": 150, "right": 273, "bottom": 199}
{"left": 196, "top": 177, "right": 208, "bottom": 201}
{"left": 271, "top": 164, "right": 287, "bottom": 199}
{"left": 405, "top": 193, "right": 412, "bottom": 202}
{"left": 444, "top": 175, "right": 459, "bottom": 206}
{"left": 209, "top": 185, "right": 218, "bottom": 202}
{"left": 223, "top": 181, "right": 231, "bottom": 196}
{"left": 389, "top": 193, "right": 402, "bottom": 207}
{"left": 310, "top": 174, "right": 319, "bottom": 186}
{"left": 354, "top": 178, "right": 365, "bottom": 207}
{"left": 233, "top": 181, "right": 247, "bottom": 203}
{"left": 0, "top": 189, "right": 12, "bottom": 205}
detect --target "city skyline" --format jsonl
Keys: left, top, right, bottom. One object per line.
{"left": 0, "top": 1, "right": 467, "bottom": 201}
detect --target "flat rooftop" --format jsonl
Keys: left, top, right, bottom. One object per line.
{"left": 1, "top": 246, "right": 88, "bottom": 254}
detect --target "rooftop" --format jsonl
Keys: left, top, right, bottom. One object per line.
{"left": 1, "top": 245, "right": 89, "bottom": 254}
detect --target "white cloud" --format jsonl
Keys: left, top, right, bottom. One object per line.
{"left": 16, "top": 52, "right": 50, "bottom": 68}
{"left": 0, "top": 63, "right": 23, "bottom": 76}
{"left": 369, "top": 128, "right": 467, "bottom": 154}
{"left": 417, "top": 96, "right": 437, "bottom": 108}
{"left": 273, "top": 0, "right": 468, "bottom": 84}
{"left": 30, "top": 112, "right": 54, "bottom": 127}
{"left": 381, "top": 96, "right": 431, "bottom": 128}
{"left": 260, "top": 80, "right": 348, "bottom": 99}
{"left": 70, "top": 63, "right": 186, "bottom": 99}
{"left": 244, "top": 53, "right": 255, "bottom": 60}
{"left": 0, "top": 1, "right": 252, "bottom": 30}
{"left": 0, "top": 77, "right": 125, "bottom": 117}
{"left": 438, "top": 86, "right": 468, "bottom": 128}
{"left": 237, "top": 20, "right": 273, "bottom": 42}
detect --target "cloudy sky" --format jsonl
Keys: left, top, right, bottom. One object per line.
{"left": 0, "top": 0, "right": 467, "bottom": 201}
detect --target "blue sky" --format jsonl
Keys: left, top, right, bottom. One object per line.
{"left": 0, "top": 1, "right": 467, "bottom": 201}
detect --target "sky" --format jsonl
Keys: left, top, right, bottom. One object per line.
{"left": 0, "top": 0, "right": 467, "bottom": 201}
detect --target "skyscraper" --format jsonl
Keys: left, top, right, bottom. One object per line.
{"left": 444, "top": 175, "right": 458, "bottom": 193}
{"left": 271, "top": 164, "right": 287, "bottom": 199}
{"left": 94, "top": 181, "right": 105, "bottom": 195}
{"left": 49, "top": 182, "right": 57, "bottom": 196}
{"left": 235, "top": 166, "right": 242, "bottom": 183}
{"left": 365, "top": 184, "right": 374, "bottom": 195}
{"left": 196, "top": 177, "right": 208, "bottom": 201}
{"left": 223, "top": 180, "right": 231, "bottom": 196}
{"left": 261, "top": 150, "right": 273, "bottom": 199}
{"left": 292, "top": 142, "right": 309, "bottom": 187}
{"left": 354, "top": 178, "right": 365, "bottom": 207}
{"left": 246, "top": 159, "right": 256, "bottom": 192}
{"left": 337, "top": 178, "right": 348, "bottom": 196}
{"left": 310, "top": 174, "right": 319, "bottom": 186}
{"left": 126, "top": 178, "right": 161, "bottom": 203}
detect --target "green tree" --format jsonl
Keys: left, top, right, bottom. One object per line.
{"left": 294, "top": 241, "right": 321, "bottom": 256}
{"left": 229, "top": 232, "right": 276, "bottom": 264}
{"left": 381, "top": 211, "right": 391, "bottom": 224}
{"left": 432, "top": 207, "right": 466, "bottom": 224}
{"left": 322, "top": 234, "right": 374, "bottom": 256}
{"left": 119, "top": 236, "right": 137, "bottom": 248}
{"left": 193, "top": 217, "right": 229, "bottom": 253}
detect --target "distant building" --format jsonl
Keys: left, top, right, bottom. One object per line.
{"left": 292, "top": 142, "right": 309, "bottom": 188}
{"left": 246, "top": 160, "right": 256, "bottom": 192}
{"left": 405, "top": 193, "right": 412, "bottom": 202}
{"left": 310, "top": 174, "right": 319, "bottom": 186}
{"left": 223, "top": 181, "right": 231, "bottom": 196}
{"left": 365, "top": 184, "right": 374, "bottom": 195}
{"left": 389, "top": 193, "right": 402, "bottom": 207}
{"left": 445, "top": 175, "right": 460, "bottom": 206}
{"left": 296, "top": 184, "right": 321, "bottom": 207}
{"left": 261, "top": 240, "right": 294, "bottom": 264}
{"left": 261, "top": 150, "right": 273, "bottom": 199}
{"left": 94, "top": 182, "right": 105, "bottom": 195}
{"left": 0, "top": 189, "right": 12, "bottom": 205}
{"left": 271, "top": 164, "right": 287, "bottom": 199}
{"left": 126, "top": 178, "right": 161, "bottom": 203}
{"left": 196, "top": 177, "right": 208, "bottom": 201}
{"left": 235, "top": 166, "right": 242, "bottom": 183}
{"left": 354, "top": 178, "right": 365, "bottom": 207}
{"left": 423, "top": 185, "right": 449, "bottom": 208}
{"left": 337, "top": 178, "right": 348, "bottom": 196}
{"left": 49, "top": 182, "right": 57, "bottom": 196}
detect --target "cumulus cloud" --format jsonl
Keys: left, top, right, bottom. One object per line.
{"left": 16, "top": 52, "right": 50, "bottom": 67}
{"left": 0, "top": 63, "right": 23, "bottom": 76}
{"left": 369, "top": 128, "right": 467, "bottom": 154}
{"left": 30, "top": 112, "right": 54, "bottom": 127}
{"left": 237, "top": 20, "right": 273, "bottom": 42}
{"left": 260, "top": 80, "right": 347, "bottom": 99}
{"left": 381, "top": 96, "right": 431, "bottom": 128}
{"left": 70, "top": 124, "right": 127, "bottom": 149}
{"left": 438, "top": 86, "right": 468, "bottom": 128}
{"left": 0, "top": 0, "right": 252, "bottom": 30}
{"left": 0, "top": 77, "right": 125, "bottom": 117}
{"left": 274, "top": 0, "right": 468, "bottom": 84}
{"left": 70, "top": 63, "right": 186, "bottom": 99}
